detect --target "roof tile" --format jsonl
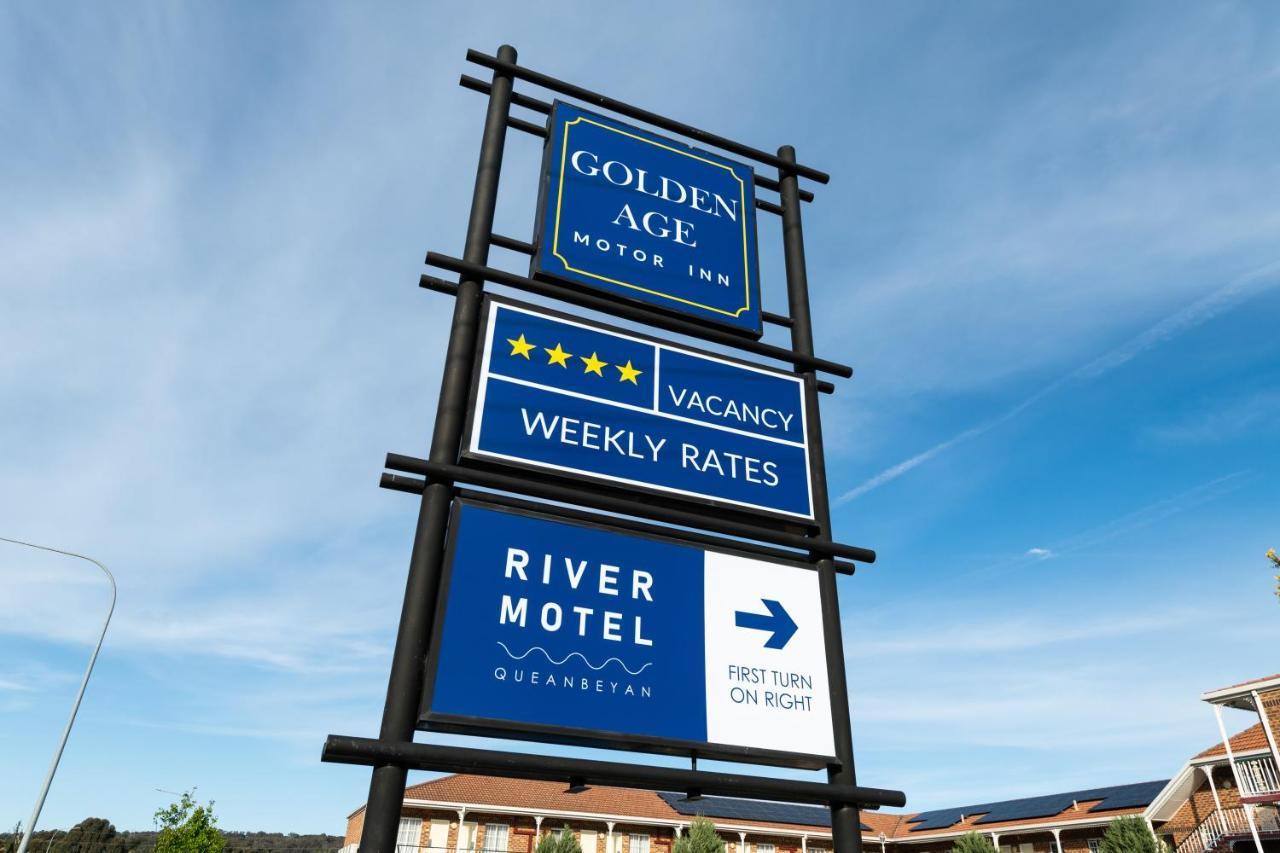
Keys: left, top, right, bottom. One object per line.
{"left": 1194, "top": 723, "right": 1271, "bottom": 759}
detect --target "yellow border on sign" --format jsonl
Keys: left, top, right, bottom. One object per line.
{"left": 550, "top": 116, "right": 754, "bottom": 319}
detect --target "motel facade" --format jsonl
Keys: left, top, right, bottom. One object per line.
{"left": 341, "top": 675, "right": 1280, "bottom": 853}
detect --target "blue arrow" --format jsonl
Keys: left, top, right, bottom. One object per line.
{"left": 734, "top": 599, "right": 798, "bottom": 650}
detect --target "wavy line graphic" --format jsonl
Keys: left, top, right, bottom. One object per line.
{"left": 496, "top": 641, "right": 653, "bottom": 676}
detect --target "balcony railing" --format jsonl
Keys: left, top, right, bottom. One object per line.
{"left": 1175, "top": 806, "right": 1280, "bottom": 853}
{"left": 1238, "top": 756, "right": 1280, "bottom": 798}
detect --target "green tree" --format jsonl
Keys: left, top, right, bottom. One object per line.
{"left": 951, "top": 832, "right": 997, "bottom": 853}
{"left": 52, "top": 818, "right": 127, "bottom": 853}
{"left": 1099, "top": 816, "right": 1159, "bottom": 853}
{"left": 535, "top": 827, "right": 583, "bottom": 853}
{"left": 154, "top": 791, "right": 225, "bottom": 853}
{"left": 673, "top": 819, "right": 724, "bottom": 853}
{"left": 2, "top": 823, "right": 21, "bottom": 853}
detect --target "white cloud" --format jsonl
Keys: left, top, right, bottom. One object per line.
{"left": 1024, "top": 547, "right": 1055, "bottom": 560}
{"left": 1146, "top": 390, "right": 1280, "bottom": 446}
{"left": 834, "top": 264, "right": 1278, "bottom": 504}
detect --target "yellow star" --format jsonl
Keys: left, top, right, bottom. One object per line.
{"left": 580, "top": 351, "right": 607, "bottom": 377}
{"left": 507, "top": 333, "right": 536, "bottom": 359}
{"left": 616, "top": 360, "right": 643, "bottom": 385}
{"left": 544, "top": 342, "right": 572, "bottom": 367}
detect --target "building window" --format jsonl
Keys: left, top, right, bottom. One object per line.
{"left": 1088, "top": 839, "right": 1102, "bottom": 853}
{"left": 756, "top": 845, "right": 775, "bottom": 853}
{"left": 397, "top": 818, "right": 423, "bottom": 853}
{"left": 632, "top": 834, "right": 651, "bottom": 853}
{"left": 483, "top": 825, "right": 509, "bottom": 853}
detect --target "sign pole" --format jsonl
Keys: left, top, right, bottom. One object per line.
{"left": 357, "top": 43, "right": 518, "bottom": 853}
{"left": 776, "top": 144, "right": 864, "bottom": 853}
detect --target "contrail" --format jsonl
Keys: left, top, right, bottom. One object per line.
{"left": 835, "top": 261, "right": 1280, "bottom": 506}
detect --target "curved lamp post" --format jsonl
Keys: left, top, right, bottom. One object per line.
{"left": 3, "top": 537, "right": 116, "bottom": 853}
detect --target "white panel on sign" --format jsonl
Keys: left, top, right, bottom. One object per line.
{"left": 702, "top": 551, "right": 834, "bottom": 756}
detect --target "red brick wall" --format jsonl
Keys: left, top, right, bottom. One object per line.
{"left": 1161, "top": 766, "right": 1243, "bottom": 845}
{"left": 1059, "top": 827, "right": 1107, "bottom": 853}
{"left": 345, "top": 810, "right": 365, "bottom": 847}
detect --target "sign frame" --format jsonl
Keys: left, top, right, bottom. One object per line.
{"left": 530, "top": 100, "right": 765, "bottom": 339}
{"left": 459, "top": 295, "right": 817, "bottom": 526}
{"left": 418, "top": 495, "right": 836, "bottom": 770}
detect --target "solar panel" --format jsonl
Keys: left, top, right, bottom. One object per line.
{"left": 906, "top": 780, "right": 1170, "bottom": 832}
{"left": 657, "top": 792, "right": 871, "bottom": 832}
{"left": 907, "top": 808, "right": 988, "bottom": 831}
{"left": 1087, "top": 781, "right": 1170, "bottom": 812}
{"left": 974, "top": 794, "right": 1075, "bottom": 824}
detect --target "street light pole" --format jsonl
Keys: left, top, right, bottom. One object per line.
{"left": 4, "top": 537, "right": 116, "bottom": 853}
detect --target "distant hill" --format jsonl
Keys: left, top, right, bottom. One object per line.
{"left": 3, "top": 828, "right": 342, "bottom": 853}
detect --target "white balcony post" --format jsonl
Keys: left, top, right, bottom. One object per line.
{"left": 1214, "top": 704, "right": 1265, "bottom": 853}
{"left": 455, "top": 809, "right": 468, "bottom": 853}
{"left": 1203, "top": 765, "right": 1228, "bottom": 836}
{"left": 1252, "top": 690, "right": 1280, "bottom": 783}
{"left": 606, "top": 822, "right": 615, "bottom": 853}
{"left": 1050, "top": 828, "right": 1061, "bottom": 853}
{"left": 800, "top": 835, "right": 807, "bottom": 853}
{"left": 738, "top": 832, "right": 747, "bottom": 853}
{"left": 990, "top": 833, "right": 1000, "bottom": 852}
{"left": 535, "top": 817, "right": 544, "bottom": 839}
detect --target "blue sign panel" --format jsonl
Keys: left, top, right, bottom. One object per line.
{"left": 466, "top": 300, "right": 814, "bottom": 521}
{"left": 532, "top": 101, "right": 762, "bottom": 336}
{"left": 425, "top": 500, "right": 836, "bottom": 761}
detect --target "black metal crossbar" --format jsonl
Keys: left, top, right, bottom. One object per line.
{"left": 383, "top": 454, "right": 877, "bottom": 564}
{"left": 460, "top": 73, "right": 816, "bottom": 204}
{"left": 421, "top": 254, "right": 855, "bottom": 378}
{"left": 416, "top": 274, "right": 834, "bottom": 393}
{"left": 488, "top": 233, "right": 536, "bottom": 255}
{"left": 323, "top": 736, "right": 906, "bottom": 809}
{"left": 377, "top": 479, "right": 860, "bottom": 575}
{"left": 755, "top": 173, "right": 815, "bottom": 203}
{"left": 465, "top": 50, "right": 830, "bottom": 185}
{"left": 450, "top": 245, "right": 806, "bottom": 332}
{"left": 460, "top": 74, "right": 553, "bottom": 116}
{"left": 506, "top": 115, "right": 546, "bottom": 138}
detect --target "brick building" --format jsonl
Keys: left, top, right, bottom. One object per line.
{"left": 342, "top": 676, "right": 1280, "bottom": 853}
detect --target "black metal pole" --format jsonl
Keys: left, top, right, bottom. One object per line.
{"left": 357, "top": 43, "right": 518, "bottom": 853}
{"left": 776, "top": 145, "right": 865, "bottom": 853}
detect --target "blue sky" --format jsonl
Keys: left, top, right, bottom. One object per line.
{"left": 3, "top": 0, "right": 1279, "bottom": 837}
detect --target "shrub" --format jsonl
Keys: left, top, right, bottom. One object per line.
{"left": 952, "top": 833, "right": 997, "bottom": 853}
{"left": 1099, "top": 816, "right": 1160, "bottom": 853}
{"left": 536, "top": 827, "right": 583, "bottom": 853}
{"left": 673, "top": 818, "right": 724, "bottom": 853}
